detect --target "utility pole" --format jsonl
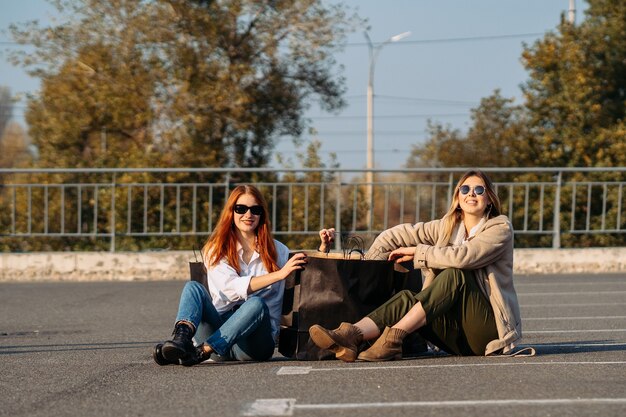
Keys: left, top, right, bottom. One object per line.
{"left": 568, "top": 0, "right": 576, "bottom": 24}
{"left": 364, "top": 30, "right": 410, "bottom": 231}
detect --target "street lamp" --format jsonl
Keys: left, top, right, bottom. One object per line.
{"left": 364, "top": 30, "right": 410, "bottom": 229}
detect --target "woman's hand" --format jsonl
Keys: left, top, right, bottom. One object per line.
{"left": 388, "top": 247, "right": 416, "bottom": 264}
{"left": 318, "top": 228, "right": 336, "bottom": 252}
{"left": 248, "top": 252, "right": 308, "bottom": 294}
{"left": 280, "top": 252, "right": 308, "bottom": 278}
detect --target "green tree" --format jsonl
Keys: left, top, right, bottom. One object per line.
{"left": 520, "top": 0, "right": 626, "bottom": 168}
{"left": 406, "top": 90, "right": 527, "bottom": 169}
{"left": 8, "top": 0, "right": 361, "bottom": 169}
{"left": 409, "top": 0, "right": 625, "bottom": 171}
{"left": 23, "top": 44, "right": 158, "bottom": 168}
{"left": 0, "top": 122, "right": 32, "bottom": 168}
{"left": 0, "top": 87, "right": 12, "bottom": 140}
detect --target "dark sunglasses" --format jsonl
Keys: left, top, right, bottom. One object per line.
{"left": 459, "top": 185, "right": 486, "bottom": 196}
{"left": 234, "top": 204, "right": 263, "bottom": 216}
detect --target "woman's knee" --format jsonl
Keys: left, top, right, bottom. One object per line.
{"left": 437, "top": 268, "right": 462, "bottom": 278}
{"left": 243, "top": 296, "right": 269, "bottom": 315}
{"left": 182, "top": 280, "right": 209, "bottom": 299}
{"left": 397, "top": 289, "right": 417, "bottom": 303}
{"left": 184, "top": 280, "right": 205, "bottom": 292}
{"left": 435, "top": 268, "right": 468, "bottom": 285}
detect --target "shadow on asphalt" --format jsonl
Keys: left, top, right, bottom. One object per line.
{"left": 522, "top": 341, "right": 626, "bottom": 355}
{"left": 0, "top": 340, "right": 158, "bottom": 355}
{"left": 3, "top": 340, "right": 624, "bottom": 358}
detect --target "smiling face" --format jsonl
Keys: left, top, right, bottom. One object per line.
{"left": 458, "top": 175, "right": 491, "bottom": 218}
{"left": 233, "top": 193, "right": 261, "bottom": 236}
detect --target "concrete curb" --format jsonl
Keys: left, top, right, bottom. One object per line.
{"left": 1, "top": 248, "right": 625, "bottom": 282}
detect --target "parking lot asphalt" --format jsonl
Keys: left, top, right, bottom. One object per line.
{"left": 1, "top": 273, "right": 625, "bottom": 417}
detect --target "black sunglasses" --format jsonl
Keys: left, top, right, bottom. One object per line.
{"left": 459, "top": 185, "right": 486, "bottom": 196}
{"left": 234, "top": 204, "right": 263, "bottom": 216}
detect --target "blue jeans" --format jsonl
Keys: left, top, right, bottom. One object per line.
{"left": 174, "top": 281, "right": 275, "bottom": 361}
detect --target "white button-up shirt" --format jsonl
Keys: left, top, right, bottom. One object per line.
{"left": 206, "top": 239, "right": 290, "bottom": 342}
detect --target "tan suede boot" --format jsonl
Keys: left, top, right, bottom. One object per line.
{"left": 309, "top": 322, "right": 363, "bottom": 362}
{"left": 357, "top": 326, "right": 407, "bottom": 362}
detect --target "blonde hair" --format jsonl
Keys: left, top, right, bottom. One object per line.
{"left": 441, "top": 170, "right": 501, "bottom": 243}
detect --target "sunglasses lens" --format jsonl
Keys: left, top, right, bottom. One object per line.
{"left": 234, "top": 205, "right": 263, "bottom": 215}
{"left": 459, "top": 185, "right": 486, "bottom": 195}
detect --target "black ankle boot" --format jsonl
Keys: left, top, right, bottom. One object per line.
{"left": 162, "top": 322, "right": 202, "bottom": 366}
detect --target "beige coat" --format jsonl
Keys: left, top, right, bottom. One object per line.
{"left": 365, "top": 215, "right": 521, "bottom": 355}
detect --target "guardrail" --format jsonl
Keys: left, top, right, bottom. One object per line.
{"left": 0, "top": 167, "right": 624, "bottom": 251}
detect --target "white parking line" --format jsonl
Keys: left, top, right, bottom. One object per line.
{"left": 276, "top": 360, "right": 626, "bottom": 375}
{"left": 523, "top": 302, "right": 626, "bottom": 307}
{"left": 524, "top": 316, "right": 626, "bottom": 320}
{"left": 516, "top": 282, "right": 626, "bottom": 287}
{"left": 520, "top": 291, "right": 626, "bottom": 296}
{"left": 525, "top": 329, "right": 626, "bottom": 334}
{"left": 242, "top": 398, "right": 626, "bottom": 416}
{"left": 534, "top": 342, "right": 626, "bottom": 348}
{"left": 276, "top": 366, "right": 313, "bottom": 375}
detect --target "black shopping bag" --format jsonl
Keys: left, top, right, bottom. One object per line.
{"left": 189, "top": 248, "right": 208, "bottom": 291}
{"left": 279, "top": 251, "right": 399, "bottom": 360}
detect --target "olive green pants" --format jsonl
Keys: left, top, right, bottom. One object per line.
{"left": 367, "top": 268, "right": 497, "bottom": 356}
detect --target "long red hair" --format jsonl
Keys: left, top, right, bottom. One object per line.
{"left": 202, "top": 185, "right": 278, "bottom": 274}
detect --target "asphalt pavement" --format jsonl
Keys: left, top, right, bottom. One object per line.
{"left": 1, "top": 273, "right": 625, "bottom": 417}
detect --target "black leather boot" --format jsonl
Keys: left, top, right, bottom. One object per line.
{"left": 161, "top": 322, "right": 202, "bottom": 366}
{"left": 153, "top": 343, "right": 175, "bottom": 366}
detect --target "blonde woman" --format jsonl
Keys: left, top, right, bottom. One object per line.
{"left": 311, "top": 170, "right": 522, "bottom": 361}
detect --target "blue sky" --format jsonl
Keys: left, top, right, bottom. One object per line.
{"left": 0, "top": 0, "right": 583, "bottom": 169}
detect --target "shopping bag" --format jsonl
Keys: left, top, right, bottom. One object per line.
{"left": 189, "top": 247, "right": 208, "bottom": 292}
{"left": 279, "top": 251, "right": 400, "bottom": 360}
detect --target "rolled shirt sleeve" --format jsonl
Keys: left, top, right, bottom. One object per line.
{"left": 207, "top": 261, "right": 253, "bottom": 310}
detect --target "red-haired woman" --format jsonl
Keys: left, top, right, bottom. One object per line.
{"left": 154, "top": 185, "right": 307, "bottom": 366}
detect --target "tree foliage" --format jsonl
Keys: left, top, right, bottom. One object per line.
{"left": 520, "top": 0, "right": 626, "bottom": 168}
{"left": 0, "top": 86, "right": 13, "bottom": 140}
{"left": 0, "top": 123, "right": 32, "bottom": 169}
{"left": 8, "top": 0, "right": 361, "bottom": 169}
{"left": 407, "top": 90, "right": 527, "bottom": 169}
{"left": 408, "top": 0, "right": 625, "bottom": 170}
{"left": 0, "top": 86, "right": 32, "bottom": 169}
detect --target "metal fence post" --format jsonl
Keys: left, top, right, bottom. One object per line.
{"left": 335, "top": 176, "right": 341, "bottom": 251}
{"left": 366, "top": 173, "right": 374, "bottom": 235}
{"left": 110, "top": 173, "right": 116, "bottom": 252}
{"left": 224, "top": 172, "right": 231, "bottom": 199}
{"left": 552, "top": 171, "right": 562, "bottom": 249}
{"left": 447, "top": 172, "right": 454, "bottom": 209}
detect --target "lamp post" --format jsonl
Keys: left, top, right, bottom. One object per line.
{"left": 364, "top": 30, "right": 410, "bottom": 230}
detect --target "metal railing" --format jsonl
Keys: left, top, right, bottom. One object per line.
{"left": 0, "top": 167, "right": 624, "bottom": 251}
